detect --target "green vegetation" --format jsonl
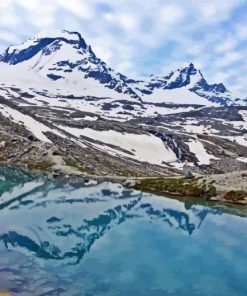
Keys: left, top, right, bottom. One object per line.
{"left": 223, "top": 190, "right": 247, "bottom": 202}
{"left": 133, "top": 177, "right": 216, "bottom": 198}
{"left": 28, "top": 161, "right": 55, "bottom": 171}
{"left": 63, "top": 156, "right": 87, "bottom": 173}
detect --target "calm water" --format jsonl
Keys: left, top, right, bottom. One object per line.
{"left": 0, "top": 166, "right": 247, "bottom": 296}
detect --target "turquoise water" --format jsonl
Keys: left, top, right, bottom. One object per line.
{"left": 0, "top": 166, "right": 247, "bottom": 295}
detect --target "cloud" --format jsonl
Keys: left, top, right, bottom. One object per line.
{"left": 217, "top": 52, "right": 243, "bottom": 68}
{"left": 0, "top": 30, "right": 19, "bottom": 43}
{"left": 0, "top": 3, "right": 19, "bottom": 27}
{"left": 55, "top": 0, "right": 94, "bottom": 19}
{"left": 195, "top": 0, "right": 243, "bottom": 23}
{"left": 15, "top": 0, "right": 39, "bottom": 10}
{"left": 160, "top": 4, "right": 185, "bottom": 25}
{"left": 0, "top": 0, "right": 247, "bottom": 96}
{"left": 0, "top": 0, "right": 13, "bottom": 8}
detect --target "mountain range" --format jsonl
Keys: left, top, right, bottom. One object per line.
{"left": 0, "top": 30, "right": 245, "bottom": 106}
{"left": 0, "top": 30, "right": 247, "bottom": 177}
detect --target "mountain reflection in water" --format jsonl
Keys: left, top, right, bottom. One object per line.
{"left": 0, "top": 166, "right": 247, "bottom": 296}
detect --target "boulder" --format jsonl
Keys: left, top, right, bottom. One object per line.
{"left": 27, "top": 132, "right": 38, "bottom": 142}
{"left": 185, "top": 169, "right": 194, "bottom": 179}
{"left": 0, "top": 141, "right": 6, "bottom": 148}
{"left": 123, "top": 179, "right": 136, "bottom": 187}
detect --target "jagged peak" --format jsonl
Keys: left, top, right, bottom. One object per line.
{"left": 178, "top": 62, "right": 198, "bottom": 74}
{"left": 5, "top": 30, "right": 88, "bottom": 57}
{"left": 35, "top": 29, "right": 84, "bottom": 42}
{"left": 181, "top": 62, "right": 196, "bottom": 69}
{"left": 0, "top": 29, "right": 90, "bottom": 65}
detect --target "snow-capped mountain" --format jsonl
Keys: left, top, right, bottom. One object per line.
{"left": 0, "top": 30, "right": 140, "bottom": 101}
{"left": 130, "top": 63, "right": 235, "bottom": 105}
{"left": 0, "top": 30, "right": 244, "bottom": 106}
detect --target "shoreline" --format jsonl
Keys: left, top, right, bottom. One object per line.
{"left": 1, "top": 163, "right": 247, "bottom": 206}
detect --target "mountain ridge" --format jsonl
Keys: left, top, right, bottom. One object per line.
{"left": 0, "top": 29, "right": 244, "bottom": 106}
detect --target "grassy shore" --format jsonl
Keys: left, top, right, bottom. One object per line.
{"left": 133, "top": 177, "right": 216, "bottom": 198}
{"left": 132, "top": 175, "right": 247, "bottom": 205}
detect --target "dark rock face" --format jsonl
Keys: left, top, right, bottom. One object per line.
{"left": 190, "top": 77, "right": 231, "bottom": 106}
{"left": 1, "top": 38, "right": 57, "bottom": 65}
{"left": 47, "top": 74, "right": 63, "bottom": 81}
{"left": 147, "top": 129, "right": 198, "bottom": 164}
{"left": 164, "top": 63, "right": 197, "bottom": 89}
{"left": 0, "top": 31, "right": 88, "bottom": 65}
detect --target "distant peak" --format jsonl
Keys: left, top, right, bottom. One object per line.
{"left": 33, "top": 29, "right": 87, "bottom": 49}
{"left": 1, "top": 29, "right": 89, "bottom": 65}
{"left": 179, "top": 62, "right": 196, "bottom": 71}
{"left": 34, "top": 29, "right": 83, "bottom": 41}
{"left": 177, "top": 62, "right": 199, "bottom": 77}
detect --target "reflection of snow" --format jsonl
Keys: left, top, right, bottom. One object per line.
{"left": 0, "top": 168, "right": 221, "bottom": 265}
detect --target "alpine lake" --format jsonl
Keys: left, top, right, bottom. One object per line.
{"left": 0, "top": 166, "right": 247, "bottom": 296}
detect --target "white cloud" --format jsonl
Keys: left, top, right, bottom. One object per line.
{"left": 15, "top": 0, "right": 39, "bottom": 10}
{"left": 215, "top": 38, "right": 236, "bottom": 53}
{"left": 217, "top": 52, "right": 243, "bottom": 68}
{"left": 93, "top": 44, "right": 113, "bottom": 64}
{"left": 196, "top": 0, "right": 243, "bottom": 23}
{"left": 0, "top": 0, "right": 13, "bottom": 8}
{"left": 33, "top": 15, "right": 54, "bottom": 28}
{"left": 0, "top": 2, "right": 20, "bottom": 28}
{"left": 0, "top": 30, "right": 19, "bottom": 43}
{"left": 160, "top": 4, "right": 185, "bottom": 25}
{"left": 55, "top": 0, "right": 94, "bottom": 19}
{"left": 0, "top": 12, "right": 19, "bottom": 27}
{"left": 118, "top": 14, "right": 138, "bottom": 31}
{"left": 117, "top": 61, "right": 134, "bottom": 74}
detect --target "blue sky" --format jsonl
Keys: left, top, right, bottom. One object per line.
{"left": 0, "top": 0, "right": 247, "bottom": 96}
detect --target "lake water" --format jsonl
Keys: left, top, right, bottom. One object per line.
{"left": 0, "top": 166, "right": 247, "bottom": 296}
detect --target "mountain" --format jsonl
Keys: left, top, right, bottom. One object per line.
{"left": 130, "top": 63, "right": 235, "bottom": 105}
{"left": 0, "top": 30, "right": 244, "bottom": 106}
{"left": 0, "top": 30, "right": 247, "bottom": 177}
{"left": 0, "top": 30, "right": 140, "bottom": 101}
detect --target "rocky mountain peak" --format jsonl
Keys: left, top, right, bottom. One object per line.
{"left": 0, "top": 30, "right": 245, "bottom": 106}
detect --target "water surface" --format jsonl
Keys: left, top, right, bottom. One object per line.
{"left": 0, "top": 166, "right": 247, "bottom": 295}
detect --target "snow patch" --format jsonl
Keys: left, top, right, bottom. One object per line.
{"left": 186, "top": 139, "right": 219, "bottom": 165}
{"left": 58, "top": 126, "right": 177, "bottom": 165}
{"left": 236, "top": 157, "right": 247, "bottom": 163}
{"left": 0, "top": 104, "right": 64, "bottom": 143}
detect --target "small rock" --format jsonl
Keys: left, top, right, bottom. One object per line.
{"left": 52, "top": 169, "right": 63, "bottom": 178}
{"left": 185, "top": 169, "right": 194, "bottom": 179}
{"left": 123, "top": 179, "right": 136, "bottom": 187}
{"left": 27, "top": 132, "right": 38, "bottom": 142}
{"left": 9, "top": 154, "right": 17, "bottom": 160}
{"left": 209, "top": 196, "right": 221, "bottom": 201}
{"left": 84, "top": 179, "right": 98, "bottom": 186}
{"left": 11, "top": 137, "right": 18, "bottom": 142}
{"left": 0, "top": 141, "right": 6, "bottom": 148}
{"left": 42, "top": 151, "right": 48, "bottom": 157}
{"left": 52, "top": 149, "right": 63, "bottom": 156}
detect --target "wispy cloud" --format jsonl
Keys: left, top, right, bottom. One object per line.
{"left": 0, "top": 0, "right": 247, "bottom": 96}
